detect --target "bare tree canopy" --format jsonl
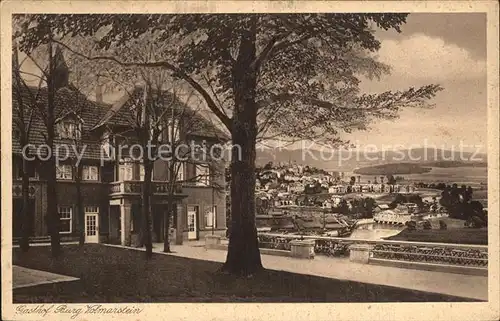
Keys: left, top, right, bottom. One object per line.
{"left": 14, "top": 13, "right": 443, "bottom": 275}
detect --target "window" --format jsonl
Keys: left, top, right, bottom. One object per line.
{"left": 205, "top": 206, "right": 217, "bottom": 228}
{"left": 101, "top": 132, "right": 114, "bottom": 159}
{"left": 57, "top": 120, "right": 81, "bottom": 139}
{"left": 175, "top": 163, "right": 184, "bottom": 182}
{"left": 139, "top": 164, "right": 145, "bottom": 181}
{"left": 56, "top": 164, "right": 72, "bottom": 180}
{"left": 119, "top": 162, "right": 134, "bottom": 181}
{"left": 195, "top": 164, "right": 210, "bottom": 186}
{"left": 139, "top": 164, "right": 153, "bottom": 181}
{"left": 166, "top": 118, "right": 180, "bottom": 142}
{"left": 85, "top": 206, "right": 99, "bottom": 214}
{"left": 58, "top": 206, "right": 72, "bottom": 234}
{"left": 82, "top": 165, "right": 99, "bottom": 181}
{"left": 15, "top": 161, "right": 38, "bottom": 180}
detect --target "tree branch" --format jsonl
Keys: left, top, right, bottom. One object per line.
{"left": 52, "top": 39, "right": 233, "bottom": 131}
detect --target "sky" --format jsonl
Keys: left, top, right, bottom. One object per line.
{"left": 17, "top": 13, "right": 487, "bottom": 153}
{"left": 340, "top": 13, "right": 487, "bottom": 153}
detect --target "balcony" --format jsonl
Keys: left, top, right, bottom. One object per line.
{"left": 109, "top": 180, "right": 183, "bottom": 198}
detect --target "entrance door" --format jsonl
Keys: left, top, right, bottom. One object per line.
{"left": 187, "top": 206, "right": 198, "bottom": 240}
{"left": 85, "top": 208, "right": 99, "bottom": 243}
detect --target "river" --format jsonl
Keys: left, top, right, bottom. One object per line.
{"left": 348, "top": 222, "right": 404, "bottom": 240}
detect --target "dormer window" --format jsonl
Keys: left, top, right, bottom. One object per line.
{"left": 57, "top": 120, "right": 81, "bottom": 139}
{"left": 56, "top": 113, "right": 83, "bottom": 140}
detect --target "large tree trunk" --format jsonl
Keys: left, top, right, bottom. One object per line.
{"left": 221, "top": 19, "right": 263, "bottom": 275}
{"left": 142, "top": 159, "right": 154, "bottom": 259}
{"left": 163, "top": 166, "right": 176, "bottom": 253}
{"left": 76, "top": 163, "right": 84, "bottom": 247}
{"left": 163, "top": 198, "right": 172, "bottom": 253}
{"left": 20, "top": 156, "right": 30, "bottom": 252}
{"left": 46, "top": 41, "right": 61, "bottom": 257}
{"left": 46, "top": 157, "right": 61, "bottom": 257}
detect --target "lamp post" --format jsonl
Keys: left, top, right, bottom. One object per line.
{"left": 211, "top": 181, "right": 215, "bottom": 235}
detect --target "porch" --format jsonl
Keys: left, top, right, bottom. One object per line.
{"left": 107, "top": 180, "right": 187, "bottom": 246}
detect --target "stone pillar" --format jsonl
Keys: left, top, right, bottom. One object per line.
{"left": 108, "top": 205, "right": 119, "bottom": 242}
{"left": 205, "top": 234, "right": 222, "bottom": 249}
{"left": 120, "top": 203, "right": 132, "bottom": 246}
{"left": 349, "top": 244, "right": 371, "bottom": 264}
{"left": 290, "top": 239, "right": 315, "bottom": 259}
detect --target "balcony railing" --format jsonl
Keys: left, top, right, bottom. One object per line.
{"left": 109, "top": 180, "right": 183, "bottom": 196}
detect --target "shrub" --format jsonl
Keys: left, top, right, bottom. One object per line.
{"left": 439, "top": 220, "right": 447, "bottom": 230}
{"left": 467, "top": 216, "right": 487, "bottom": 228}
{"left": 423, "top": 220, "right": 432, "bottom": 230}
{"left": 406, "top": 220, "right": 417, "bottom": 231}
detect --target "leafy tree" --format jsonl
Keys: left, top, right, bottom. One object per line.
{"left": 336, "top": 199, "right": 350, "bottom": 215}
{"left": 386, "top": 174, "right": 396, "bottom": 185}
{"left": 348, "top": 197, "right": 376, "bottom": 218}
{"left": 17, "top": 13, "right": 442, "bottom": 275}
{"left": 263, "top": 161, "right": 274, "bottom": 170}
{"left": 405, "top": 220, "right": 416, "bottom": 231}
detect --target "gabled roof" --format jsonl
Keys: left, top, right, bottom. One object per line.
{"left": 92, "top": 86, "right": 230, "bottom": 141}
{"left": 12, "top": 85, "right": 111, "bottom": 160}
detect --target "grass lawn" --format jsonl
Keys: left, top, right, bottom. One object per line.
{"left": 386, "top": 228, "right": 487, "bottom": 245}
{"left": 12, "top": 244, "right": 478, "bottom": 303}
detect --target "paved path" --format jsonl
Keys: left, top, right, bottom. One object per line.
{"left": 13, "top": 265, "right": 80, "bottom": 289}
{"left": 112, "top": 242, "right": 487, "bottom": 301}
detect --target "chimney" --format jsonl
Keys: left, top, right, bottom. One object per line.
{"left": 96, "top": 75, "right": 103, "bottom": 103}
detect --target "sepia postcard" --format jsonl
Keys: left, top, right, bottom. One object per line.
{"left": 1, "top": 1, "right": 499, "bottom": 320}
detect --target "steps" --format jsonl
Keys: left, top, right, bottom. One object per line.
{"left": 13, "top": 236, "right": 79, "bottom": 245}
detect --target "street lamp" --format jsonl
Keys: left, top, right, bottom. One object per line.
{"left": 211, "top": 180, "right": 215, "bottom": 235}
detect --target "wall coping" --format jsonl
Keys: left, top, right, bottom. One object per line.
{"left": 258, "top": 232, "right": 488, "bottom": 250}
{"left": 205, "top": 234, "right": 222, "bottom": 239}
{"left": 290, "top": 239, "right": 315, "bottom": 246}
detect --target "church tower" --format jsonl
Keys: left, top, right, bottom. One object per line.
{"left": 52, "top": 45, "right": 70, "bottom": 90}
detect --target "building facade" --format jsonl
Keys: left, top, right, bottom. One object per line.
{"left": 12, "top": 52, "right": 227, "bottom": 246}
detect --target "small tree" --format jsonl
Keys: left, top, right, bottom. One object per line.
{"left": 12, "top": 42, "right": 43, "bottom": 252}
{"left": 13, "top": 37, "right": 64, "bottom": 257}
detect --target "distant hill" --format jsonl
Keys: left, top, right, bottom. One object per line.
{"left": 423, "top": 160, "right": 487, "bottom": 168}
{"left": 353, "top": 163, "right": 432, "bottom": 175}
{"left": 256, "top": 147, "right": 487, "bottom": 171}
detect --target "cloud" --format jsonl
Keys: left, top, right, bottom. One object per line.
{"left": 375, "top": 33, "right": 486, "bottom": 81}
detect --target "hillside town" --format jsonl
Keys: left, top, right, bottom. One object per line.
{"left": 226, "top": 160, "right": 489, "bottom": 238}
{"left": 252, "top": 161, "right": 416, "bottom": 210}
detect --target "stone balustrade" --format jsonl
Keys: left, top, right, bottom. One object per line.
{"left": 109, "top": 180, "right": 182, "bottom": 196}
{"left": 257, "top": 232, "right": 488, "bottom": 272}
